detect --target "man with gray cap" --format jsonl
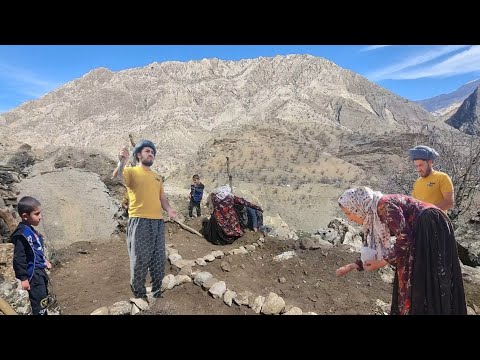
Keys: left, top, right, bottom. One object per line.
{"left": 409, "top": 145, "right": 454, "bottom": 212}
{"left": 113, "top": 139, "right": 177, "bottom": 300}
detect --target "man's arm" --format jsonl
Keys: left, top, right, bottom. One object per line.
{"left": 112, "top": 147, "right": 129, "bottom": 179}
{"left": 12, "top": 236, "right": 29, "bottom": 281}
{"left": 436, "top": 174, "right": 455, "bottom": 211}
{"left": 435, "top": 191, "right": 454, "bottom": 211}
{"left": 234, "top": 196, "right": 262, "bottom": 212}
{"left": 160, "top": 192, "right": 177, "bottom": 219}
{"left": 112, "top": 160, "right": 126, "bottom": 179}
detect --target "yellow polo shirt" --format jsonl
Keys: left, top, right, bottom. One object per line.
{"left": 412, "top": 171, "right": 453, "bottom": 207}
{"left": 123, "top": 166, "right": 165, "bottom": 219}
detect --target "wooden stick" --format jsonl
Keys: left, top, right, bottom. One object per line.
{"left": 128, "top": 134, "right": 137, "bottom": 166}
{"left": 0, "top": 296, "right": 17, "bottom": 315}
{"left": 226, "top": 156, "right": 233, "bottom": 191}
{"left": 171, "top": 219, "right": 204, "bottom": 237}
{"left": 128, "top": 133, "right": 137, "bottom": 166}
{"left": 128, "top": 133, "right": 136, "bottom": 147}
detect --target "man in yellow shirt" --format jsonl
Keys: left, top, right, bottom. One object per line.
{"left": 409, "top": 145, "right": 454, "bottom": 212}
{"left": 113, "top": 139, "right": 177, "bottom": 300}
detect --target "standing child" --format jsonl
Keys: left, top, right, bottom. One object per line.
{"left": 11, "top": 196, "right": 52, "bottom": 315}
{"left": 189, "top": 174, "right": 205, "bottom": 218}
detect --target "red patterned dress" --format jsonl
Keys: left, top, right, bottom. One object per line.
{"left": 377, "top": 194, "right": 465, "bottom": 315}
{"left": 377, "top": 195, "right": 434, "bottom": 314}
{"left": 202, "top": 194, "right": 262, "bottom": 245}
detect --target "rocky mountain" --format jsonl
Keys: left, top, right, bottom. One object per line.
{"left": 1, "top": 55, "right": 444, "bottom": 172}
{"left": 0, "top": 55, "right": 453, "bottom": 231}
{"left": 417, "top": 79, "right": 480, "bottom": 116}
{"left": 445, "top": 86, "right": 480, "bottom": 135}
{"left": 1, "top": 55, "right": 480, "bottom": 316}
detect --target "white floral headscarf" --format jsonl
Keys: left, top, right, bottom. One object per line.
{"left": 338, "top": 186, "right": 392, "bottom": 260}
{"left": 213, "top": 185, "right": 232, "bottom": 200}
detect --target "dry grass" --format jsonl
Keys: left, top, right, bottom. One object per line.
{"left": 170, "top": 121, "right": 369, "bottom": 231}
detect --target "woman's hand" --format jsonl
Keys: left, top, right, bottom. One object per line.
{"left": 363, "top": 259, "right": 388, "bottom": 271}
{"left": 335, "top": 263, "right": 357, "bottom": 277}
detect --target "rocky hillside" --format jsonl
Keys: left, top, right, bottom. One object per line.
{"left": 1, "top": 55, "right": 445, "bottom": 176}
{"left": 446, "top": 86, "right": 480, "bottom": 135}
{"left": 1, "top": 55, "right": 479, "bottom": 315}
{"left": 0, "top": 55, "right": 461, "bottom": 231}
{"left": 417, "top": 79, "right": 480, "bottom": 116}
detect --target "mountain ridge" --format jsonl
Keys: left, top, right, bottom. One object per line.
{"left": 417, "top": 79, "right": 480, "bottom": 116}
{"left": 0, "top": 55, "right": 454, "bottom": 230}
{"left": 446, "top": 86, "right": 480, "bottom": 135}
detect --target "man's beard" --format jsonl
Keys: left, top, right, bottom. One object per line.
{"left": 141, "top": 158, "right": 154, "bottom": 167}
{"left": 421, "top": 166, "right": 432, "bottom": 178}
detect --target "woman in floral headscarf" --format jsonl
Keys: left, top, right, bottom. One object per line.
{"left": 335, "top": 186, "right": 466, "bottom": 315}
{"left": 201, "top": 185, "right": 263, "bottom": 245}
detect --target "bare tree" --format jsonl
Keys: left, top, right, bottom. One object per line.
{"left": 431, "top": 131, "right": 480, "bottom": 220}
{"left": 384, "top": 128, "right": 480, "bottom": 221}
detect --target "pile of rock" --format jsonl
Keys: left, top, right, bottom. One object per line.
{"left": 455, "top": 211, "right": 480, "bottom": 267}
{"left": 301, "top": 217, "right": 363, "bottom": 251}
{"left": 0, "top": 143, "right": 35, "bottom": 243}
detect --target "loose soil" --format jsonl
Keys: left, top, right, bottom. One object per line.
{"left": 49, "top": 217, "right": 479, "bottom": 315}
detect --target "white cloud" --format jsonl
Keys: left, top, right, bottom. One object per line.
{"left": 0, "top": 62, "right": 60, "bottom": 98}
{"left": 387, "top": 46, "right": 480, "bottom": 79}
{"left": 466, "top": 78, "right": 480, "bottom": 84}
{"left": 361, "top": 45, "right": 391, "bottom": 52}
{"left": 366, "top": 45, "right": 470, "bottom": 81}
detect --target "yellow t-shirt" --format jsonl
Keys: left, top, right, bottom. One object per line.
{"left": 411, "top": 170, "right": 453, "bottom": 206}
{"left": 123, "top": 166, "right": 165, "bottom": 219}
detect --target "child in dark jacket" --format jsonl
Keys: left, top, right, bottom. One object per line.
{"left": 12, "top": 196, "right": 51, "bottom": 315}
{"left": 189, "top": 174, "right": 205, "bottom": 217}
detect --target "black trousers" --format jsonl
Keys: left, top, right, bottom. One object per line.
{"left": 391, "top": 208, "right": 467, "bottom": 315}
{"left": 29, "top": 268, "right": 49, "bottom": 315}
{"left": 189, "top": 199, "right": 201, "bottom": 217}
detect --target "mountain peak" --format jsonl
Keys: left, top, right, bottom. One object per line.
{"left": 417, "top": 79, "right": 480, "bottom": 114}
{"left": 446, "top": 85, "right": 480, "bottom": 135}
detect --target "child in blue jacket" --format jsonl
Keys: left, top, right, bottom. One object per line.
{"left": 189, "top": 174, "right": 205, "bottom": 217}
{"left": 12, "top": 196, "right": 51, "bottom": 315}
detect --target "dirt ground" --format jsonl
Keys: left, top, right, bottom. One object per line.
{"left": 49, "top": 217, "right": 393, "bottom": 315}
{"left": 49, "top": 217, "right": 480, "bottom": 315}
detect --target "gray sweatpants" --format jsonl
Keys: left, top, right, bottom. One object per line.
{"left": 127, "top": 217, "right": 166, "bottom": 298}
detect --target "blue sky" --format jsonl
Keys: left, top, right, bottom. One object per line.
{"left": 1, "top": 45, "right": 479, "bottom": 114}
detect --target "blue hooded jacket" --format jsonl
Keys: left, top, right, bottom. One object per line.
{"left": 12, "top": 222, "right": 47, "bottom": 281}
